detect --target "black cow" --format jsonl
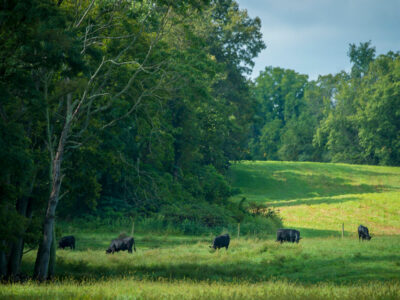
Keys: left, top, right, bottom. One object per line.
{"left": 106, "top": 236, "right": 136, "bottom": 254}
{"left": 58, "top": 236, "right": 75, "bottom": 250}
{"left": 276, "top": 229, "right": 301, "bottom": 243}
{"left": 210, "top": 234, "right": 230, "bottom": 250}
{"left": 358, "top": 225, "right": 372, "bottom": 241}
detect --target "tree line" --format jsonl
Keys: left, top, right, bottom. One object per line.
{"left": 248, "top": 41, "right": 400, "bottom": 166}
{"left": 0, "top": 0, "right": 269, "bottom": 280}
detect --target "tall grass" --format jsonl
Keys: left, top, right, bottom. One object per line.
{"left": 2, "top": 279, "right": 400, "bottom": 300}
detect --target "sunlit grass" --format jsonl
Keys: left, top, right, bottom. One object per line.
{"left": 229, "top": 161, "right": 400, "bottom": 235}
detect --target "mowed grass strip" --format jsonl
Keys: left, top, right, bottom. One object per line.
{"left": 2, "top": 279, "right": 400, "bottom": 300}
{"left": 229, "top": 161, "right": 400, "bottom": 235}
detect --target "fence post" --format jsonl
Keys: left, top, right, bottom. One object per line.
{"left": 342, "top": 223, "right": 344, "bottom": 239}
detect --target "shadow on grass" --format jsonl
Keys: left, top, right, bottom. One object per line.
{"left": 267, "top": 195, "right": 360, "bottom": 207}
{"left": 234, "top": 169, "right": 393, "bottom": 201}
{"left": 43, "top": 252, "right": 400, "bottom": 284}
{"left": 232, "top": 161, "right": 400, "bottom": 178}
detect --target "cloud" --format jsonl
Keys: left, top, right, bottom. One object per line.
{"left": 237, "top": 0, "right": 400, "bottom": 79}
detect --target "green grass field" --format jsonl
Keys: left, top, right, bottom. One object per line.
{"left": 2, "top": 161, "right": 400, "bottom": 299}
{"left": 229, "top": 161, "right": 400, "bottom": 236}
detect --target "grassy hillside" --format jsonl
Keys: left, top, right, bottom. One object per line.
{"left": 229, "top": 161, "right": 400, "bottom": 236}
{"left": 3, "top": 160, "right": 400, "bottom": 299}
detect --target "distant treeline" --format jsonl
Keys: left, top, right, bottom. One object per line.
{"left": 248, "top": 41, "right": 400, "bottom": 166}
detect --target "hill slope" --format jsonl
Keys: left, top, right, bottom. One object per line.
{"left": 229, "top": 161, "right": 400, "bottom": 236}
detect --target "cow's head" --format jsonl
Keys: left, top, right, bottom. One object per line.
{"left": 106, "top": 247, "right": 113, "bottom": 254}
{"left": 367, "top": 235, "right": 372, "bottom": 240}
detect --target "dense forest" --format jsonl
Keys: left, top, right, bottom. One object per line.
{"left": 1, "top": 0, "right": 400, "bottom": 281}
{"left": 249, "top": 41, "right": 400, "bottom": 165}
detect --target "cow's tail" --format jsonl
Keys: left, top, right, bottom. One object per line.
{"left": 133, "top": 238, "right": 136, "bottom": 252}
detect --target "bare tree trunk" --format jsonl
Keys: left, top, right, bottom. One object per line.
{"left": 8, "top": 239, "right": 24, "bottom": 279}
{"left": 0, "top": 241, "right": 7, "bottom": 279}
{"left": 34, "top": 117, "right": 70, "bottom": 281}
{"left": 0, "top": 203, "right": 10, "bottom": 279}
{"left": 47, "top": 226, "right": 56, "bottom": 279}
{"left": 7, "top": 195, "right": 31, "bottom": 278}
{"left": 33, "top": 241, "right": 43, "bottom": 277}
{"left": 7, "top": 171, "right": 36, "bottom": 278}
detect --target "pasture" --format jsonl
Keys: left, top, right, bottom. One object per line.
{"left": 2, "top": 161, "right": 400, "bottom": 299}
{"left": 229, "top": 161, "right": 400, "bottom": 236}
{"left": 3, "top": 234, "right": 400, "bottom": 299}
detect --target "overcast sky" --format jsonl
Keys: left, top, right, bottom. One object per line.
{"left": 236, "top": 0, "right": 400, "bottom": 80}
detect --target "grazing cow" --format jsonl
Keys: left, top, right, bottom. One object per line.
{"left": 358, "top": 225, "right": 372, "bottom": 241}
{"left": 58, "top": 236, "right": 75, "bottom": 250}
{"left": 106, "top": 236, "right": 136, "bottom": 254}
{"left": 210, "top": 234, "right": 230, "bottom": 250}
{"left": 276, "top": 229, "right": 301, "bottom": 243}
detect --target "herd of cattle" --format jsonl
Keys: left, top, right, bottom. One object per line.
{"left": 58, "top": 224, "right": 372, "bottom": 253}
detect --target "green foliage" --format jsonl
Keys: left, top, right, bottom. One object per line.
{"left": 249, "top": 42, "right": 400, "bottom": 167}
{"left": 348, "top": 41, "right": 376, "bottom": 78}
{"left": 1, "top": 0, "right": 267, "bottom": 268}
{"left": 249, "top": 67, "right": 309, "bottom": 161}
{"left": 355, "top": 52, "right": 400, "bottom": 165}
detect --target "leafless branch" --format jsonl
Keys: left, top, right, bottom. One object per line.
{"left": 75, "top": 0, "right": 95, "bottom": 28}
{"left": 58, "top": 190, "right": 69, "bottom": 201}
{"left": 23, "top": 248, "right": 36, "bottom": 255}
{"left": 70, "top": 56, "right": 106, "bottom": 122}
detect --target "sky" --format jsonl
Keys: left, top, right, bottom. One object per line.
{"left": 236, "top": 0, "right": 400, "bottom": 80}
